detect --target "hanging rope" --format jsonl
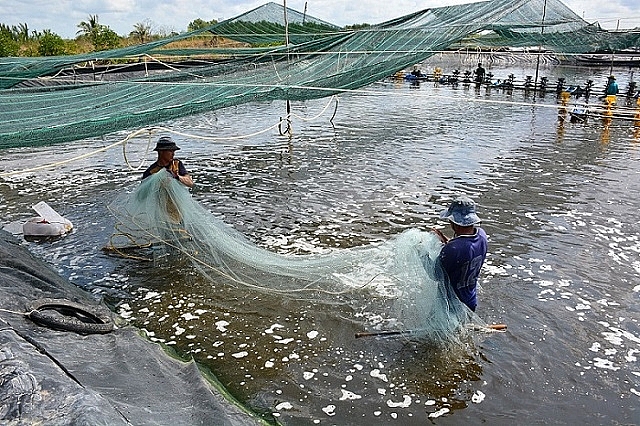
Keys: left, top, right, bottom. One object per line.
{"left": 0, "top": 95, "right": 341, "bottom": 178}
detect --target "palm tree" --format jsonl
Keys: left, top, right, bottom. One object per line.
{"left": 16, "top": 23, "right": 29, "bottom": 42}
{"left": 131, "top": 21, "right": 152, "bottom": 44}
{"left": 77, "top": 14, "right": 100, "bottom": 38}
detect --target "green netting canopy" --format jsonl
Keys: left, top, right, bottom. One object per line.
{"left": 1, "top": 0, "right": 639, "bottom": 149}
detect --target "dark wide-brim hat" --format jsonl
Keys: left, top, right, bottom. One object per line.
{"left": 440, "top": 196, "right": 481, "bottom": 227}
{"left": 153, "top": 136, "right": 180, "bottom": 151}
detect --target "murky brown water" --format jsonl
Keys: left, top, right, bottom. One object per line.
{"left": 1, "top": 59, "right": 639, "bottom": 424}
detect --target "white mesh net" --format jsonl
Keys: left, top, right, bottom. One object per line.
{"left": 107, "top": 170, "right": 485, "bottom": 344}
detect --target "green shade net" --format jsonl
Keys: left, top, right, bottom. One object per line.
{"left": 1, "top": 0, "right": 639, "bottom": 150}
{"left": 107, "top": 170, "right": 481, "bottom": 344}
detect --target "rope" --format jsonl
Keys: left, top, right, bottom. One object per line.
{"left": 0, "top": 92, "right": 346, "bottom": 178}
{"left": 289, "top": 95, "right": 338, "bottom": 122}
{"left": 2, "top": 81, "right": 636, "bottom": 179}
{"left": 141, "top": 53, "right": 207, "bottom": 79}
{"left": 0, "top": 128, "right": 151, "bottom": 178}
{"left": 0, "top": 308, "right": 32, "bottom": 316}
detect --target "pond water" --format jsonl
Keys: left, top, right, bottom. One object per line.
{"left": 1, "top": 59, "right": 639, "bottom": 424}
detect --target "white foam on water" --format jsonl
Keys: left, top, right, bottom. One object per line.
{"left": 275, "top": 401, "right": 293, "bottom": 410}
{"left": 118, "top": 303, "right": 133, "bottom": 319}
{"left": 386, "top": 395, "right": 411, "bottom": 408}
{"left": 265, "top": 323, "right": 284, "bottom": 334}
{"left": 370, "top": 369, "right": 388, "bottom": 382}
{"left": 215, "top": 320, "right": 229, "bottom": 332}
{"left": 321, "top": 404, "right": 336, "bottom": 416}
{"left": 593, "top": 357, "right": 619, "bottom": 371}
{"left": 428, "top": 407, "right": 450, "bottom": 418}
{"left": 143, "top": 291, "right": 160, "bottom": 300}
{"left": 472, "top": 390, "right": 485, "bottom": 403}
{"left": 339, "top": 389, "right": 362, "bottom": 400}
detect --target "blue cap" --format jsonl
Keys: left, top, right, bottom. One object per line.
{"left": 440, "top": 196, "right": 481, "bottom": 226}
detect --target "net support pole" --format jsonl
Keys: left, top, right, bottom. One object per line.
{"left": 533, "top": 0, "right": 547, "bottom": 101}
{"left": 609, "top": 19, "right": 620, "bottom": 76}
{"left": 283, "top": 0, "right": 292, "bottom": 137}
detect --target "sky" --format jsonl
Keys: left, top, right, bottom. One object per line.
{"left": 2, "top": 0, "right": 640, "bottom": 39}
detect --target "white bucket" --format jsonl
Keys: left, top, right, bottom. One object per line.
{"left": 22, "top": 202, "right": 73, "bottom": 237}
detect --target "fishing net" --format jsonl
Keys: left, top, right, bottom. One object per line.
{"left": 107, "top": 170, "right": 480, "bottom": 344}
{"left": 1, "top": 0, "right": 639, "bottom": 150}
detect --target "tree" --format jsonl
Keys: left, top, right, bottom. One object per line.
{"left": 130, "top": 21, "right": 152, "bottom": 43}
{"left": 15, "top": 22, "right": 29, "bottom": 42}
{"left": 0, "top": 25, "right": 19, "bottom": 56}
{"left": 77, "top": 14, "right": 100, "bottom": 39}
{"left": 76, "top": 15, "right": 120, "bottom": 51}
{"left": 188, "top": 18, "right": 218, "bottom": 32}
{"left": 344, "top": 23, "right": 371, "bottom": 30}
{"left": 93, "top": 26, "right": 120, "bottom": 51}
{"left": 38, "top": 30, "right": 66, "bottom": 56}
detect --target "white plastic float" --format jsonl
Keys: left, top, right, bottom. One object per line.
{"left": 23, "top": 201, "right": 73, "bottom": 237}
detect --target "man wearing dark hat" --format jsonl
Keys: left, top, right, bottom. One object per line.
{"left": 142, "top": 136, "right": 193, "bottom": 188}
{"left": 431, "top": 196, "right": 488, "bottom": 311}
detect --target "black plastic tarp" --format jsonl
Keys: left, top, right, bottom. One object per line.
{"left": 0, "top": 230, "right": 262, "bottom": 425}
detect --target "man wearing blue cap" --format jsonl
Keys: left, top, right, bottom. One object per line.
{"left": 431, "top": 196, "right": 488, "bottom": 311}
{"left": 142, "top": 136, "right": 193, "bottom": 188}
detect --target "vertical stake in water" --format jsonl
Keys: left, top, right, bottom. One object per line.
{"left": 533, "top": 0, "right": 547, "bottom": 100}
{"left": 283, "top": 0, "right": 292, "bottom": 136}
{"left": 609, "top": 19, "right": 619, "bottom": 76}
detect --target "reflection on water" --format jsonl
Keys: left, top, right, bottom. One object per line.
{"left": 1, "top": 63, "right": 639, "bottom": 423}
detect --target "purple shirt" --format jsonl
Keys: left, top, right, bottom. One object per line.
{"left": 438, "top": 227, "right": 487, "bottom": 311}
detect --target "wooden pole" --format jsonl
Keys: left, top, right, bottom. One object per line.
{"left": 283, "top": 0, "right": 292, "bottom": 136}
{"left": 355, "top": 323, "right": 507, "bottom": 338}
{"left": 533, "top": 0, "right": 547, "bottom": 99}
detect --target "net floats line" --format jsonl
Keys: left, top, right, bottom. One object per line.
{"left": 354, "top": 323, "right": 507, "bottom": 338}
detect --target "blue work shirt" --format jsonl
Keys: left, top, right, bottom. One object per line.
{"left": 438, "top": 227, "right": 488, "bottom": 311}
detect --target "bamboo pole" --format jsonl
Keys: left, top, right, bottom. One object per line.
{"left": 355, "top": 323, "right": 507, "bottom": 339}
